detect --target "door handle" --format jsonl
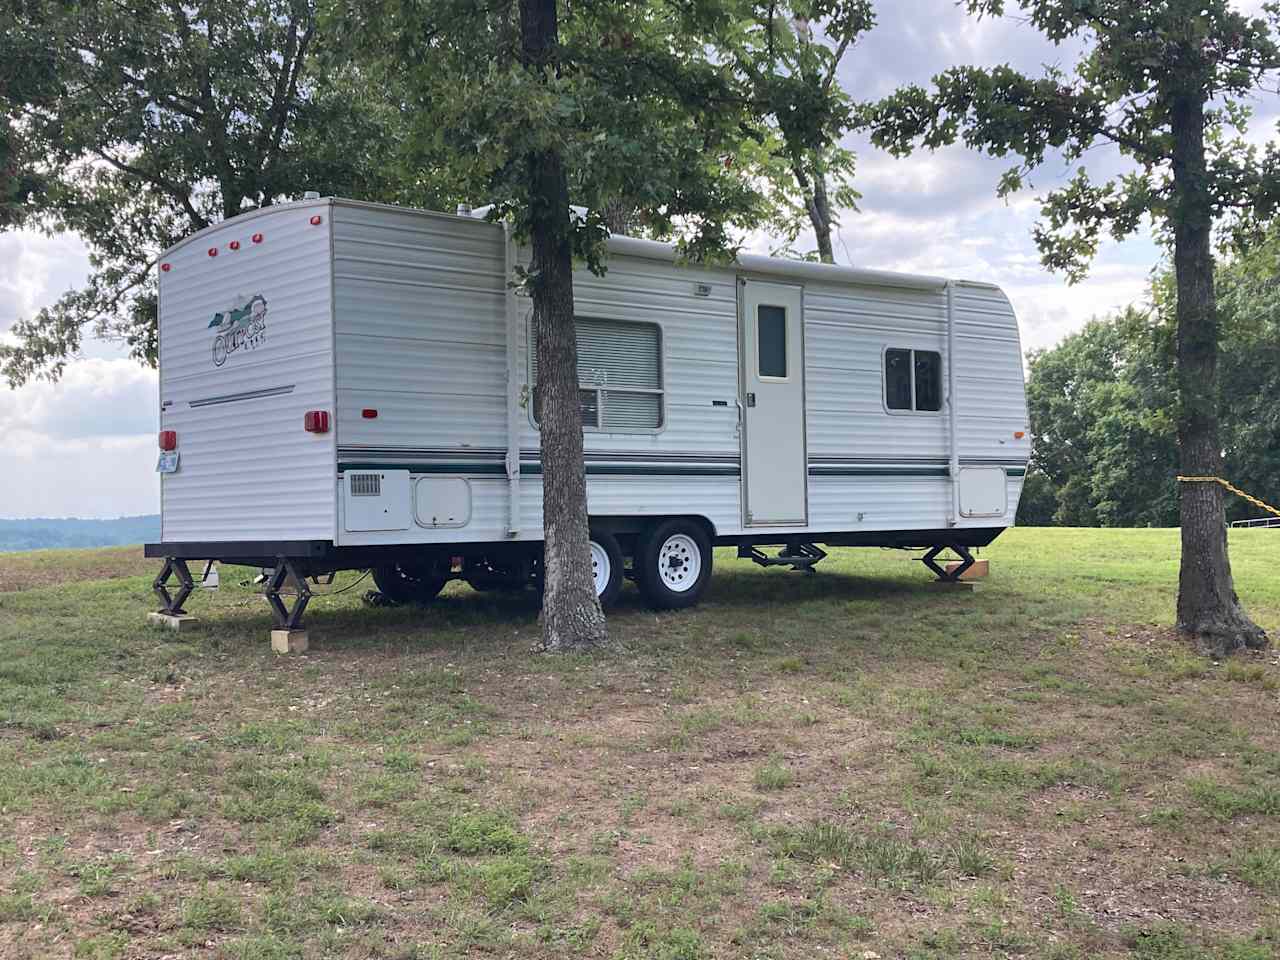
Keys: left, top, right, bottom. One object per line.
{"left": 745, "top": 392, "right": 756, "bottom": 407}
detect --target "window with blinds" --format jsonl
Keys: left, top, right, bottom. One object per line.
{"left": 530, "top": 318, "right": 664, "bottom": 431}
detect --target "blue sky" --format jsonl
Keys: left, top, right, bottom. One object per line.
{"left": 1, "top": 0, "right": 1274, "bottom": 518}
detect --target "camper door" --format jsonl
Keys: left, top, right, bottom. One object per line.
{"left": 739, "top": 279, "right": 808, "bottom": 526}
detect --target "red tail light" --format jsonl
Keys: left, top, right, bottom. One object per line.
{"left": 303, "top": 410, "right": 330, "bottom": 433}
{"left": 159, "top": 430, "right": 177, "bottom": 451}
{"left": 361, "top": 408, "right": 378, "bottom": 419}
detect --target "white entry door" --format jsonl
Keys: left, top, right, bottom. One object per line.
{"left": 740, "top": 279, "right": 807, "bottom": 525}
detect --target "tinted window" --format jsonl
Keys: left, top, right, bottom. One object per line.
{"left": 914, "top": 351, "right": 942, "bottom": 411}
{"left": 758, "top": 305, "right": 787, "bottom": 378}
{"left": 885, "top": 348, "right": 913, "bottom": 410}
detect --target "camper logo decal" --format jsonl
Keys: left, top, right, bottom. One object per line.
{"left": 209, "top": 294, "right": 268, "bottom": 367}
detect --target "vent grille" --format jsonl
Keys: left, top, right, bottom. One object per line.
{"left": 350, "top": 473, "right": 381, "bottom": 497}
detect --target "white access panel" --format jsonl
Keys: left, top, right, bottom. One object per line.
{"left": 343, "top": 470, "right": 411, "bottom": 532}
{"left": 740, "top": 279, "right": 807, "bottom": 525}
{"left": 959, "top": 467, "right": 1008, "bottom": 518}
{"left": 414, "top": 477, "right": 472, "bottom": 528}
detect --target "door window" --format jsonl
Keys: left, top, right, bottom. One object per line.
{"left": 757, "top": 305, "right": 788, "bottom": 379}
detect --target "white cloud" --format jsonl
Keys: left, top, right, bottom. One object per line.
{"left": 0, "top": 358, "right": 158, "bottom": 518}
{"left": 0, "top": 230, "right": 91, "bottom": 331}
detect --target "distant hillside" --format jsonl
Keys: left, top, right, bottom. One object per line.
{"left": 0, "top": 515, "right": 160, "bottom": 552}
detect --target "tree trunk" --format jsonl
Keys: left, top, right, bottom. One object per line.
{"left": 601, "top": 197, "right": 634, "bottom": 236}
{"left": 794, "top": 152, "right": 835, "bottom": 264}
{"left": 806, "top": 159, "right": 835, "bottom": 264}
{"left": 520, "top": 0, "right": 608, "bottom": 652}
{"left": 1169, "top": 90, "right": 1268, "bottom": 657}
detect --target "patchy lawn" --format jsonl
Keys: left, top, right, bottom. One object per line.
{"left": 0, "top": 528, "right": 1278, "bottom": 959}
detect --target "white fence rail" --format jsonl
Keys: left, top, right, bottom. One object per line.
{"left": 1231, "top": 517, "right": 1280, "bottom": 529}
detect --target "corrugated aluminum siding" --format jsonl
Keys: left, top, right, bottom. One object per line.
{"left": 157, "top": 202, "right": 336, "bottom": 543}
{"left": 325, "top": 201, "right": 1027, "bottom": 545}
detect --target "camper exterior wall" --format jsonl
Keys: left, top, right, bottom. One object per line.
{"left": 324, "top": 201, "right": 1028, "bottom": 547}
{"left": 152, "top": 199, "right": 1029, "bottom": 555}
{"left": 156, "top": 202, "right": 337, "bottom": 544}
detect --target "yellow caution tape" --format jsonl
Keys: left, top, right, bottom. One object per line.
{"left": 1177, "top": 476, "right": 1280, "bottom": 520}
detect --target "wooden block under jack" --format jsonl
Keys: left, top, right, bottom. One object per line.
{"left": 271, "top": 629, "right": 309, "bottom": 654}
{"left": 148, "top": 611, "right": 198, "bottom": 631}
{"left": 944, "top": 558, "right": 989, "bottom": 580}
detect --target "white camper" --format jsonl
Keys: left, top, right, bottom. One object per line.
{"left": 146, "top": 198, "right": 1031, "bottom": 628}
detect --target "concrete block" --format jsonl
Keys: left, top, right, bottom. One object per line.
{"left": 944, "top": 558, "right": 989, "bottom": 580}
{"left": 271, "top": 629, "right": 309, "bottom": 654}
{"left": 148, "top": 612, "right": 198, "bottom": 631}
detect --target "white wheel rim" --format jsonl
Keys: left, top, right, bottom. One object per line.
{"left": 657, "top": 534, "right": 701, "bottom": 592}
{"left": 589, "top": 540, "right": 610, "bottom": 597}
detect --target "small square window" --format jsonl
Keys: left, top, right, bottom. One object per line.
{"left": 885, "top": 348, "right": 943, "bottom": 413}
{"left": 757, "top": 305, "right": 787, "bottom": 379}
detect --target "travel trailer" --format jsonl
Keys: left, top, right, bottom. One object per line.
{"left": 146, "top": 198, "right": 1030, "bottom": 630}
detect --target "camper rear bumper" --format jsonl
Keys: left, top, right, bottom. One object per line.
{"left": 146, "top": 540, "right": 331, "bottom": 561}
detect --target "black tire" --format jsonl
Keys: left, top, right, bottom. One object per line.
{"left": 636, "top": 518, "right": 713, "bottom": 610}
{"left": 464, "top": 554, "right": 532, "bottom": 593}
{"left": 590, "top": 531, "right": 625, "bottom": 609}
{"left": 372, "top": 560, "right": 447, "bottom": 605}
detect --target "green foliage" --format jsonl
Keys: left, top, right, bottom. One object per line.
{"left": 443, "top": 812, "right": 528, "bottom": 856}
{"left": 1022, "top": 229, "right": 1280, "bottom": 526}
{"left": 866, "top": 1, "right": 1280, "bottom": 279}
{"left": 0, "top": 0, "right": 439, "bottom": 386}
{"left": 716, "top": 2, "right": 874, "bottom": 261}
{"left": 340, "top": 0, "right": 854, "bottom": 271}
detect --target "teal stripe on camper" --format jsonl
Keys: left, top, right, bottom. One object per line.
{"left": 1006, "top": 468, "right": 1027, "bottom": 477}
{"left": 338, "top": 462, "right": 740, "bottom": 478}
{"left": 519, "top": 463, "right": 740, "bottom": 477}
{"left": 808, "top": 466, "right": 951, "bottom": 478}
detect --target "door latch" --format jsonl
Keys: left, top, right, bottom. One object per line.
{"left": 745, "top": 392, "right": 756, "bottom": 407}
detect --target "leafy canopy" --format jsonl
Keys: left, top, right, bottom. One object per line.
{"left": 717, "top": 1, "right": 873, "bottom": 260}
{"left": 866, "top": 0, "right": 1280, "bottom": 281}
{"left": 1, "top": 0, "right": 437, "bottom": 386}
{"left": 339, "top": 0, "right": 849, "bottom": 271}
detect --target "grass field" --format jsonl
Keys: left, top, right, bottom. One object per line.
{"left": 1, "top": 528, "right": 1278, "bottom": 960}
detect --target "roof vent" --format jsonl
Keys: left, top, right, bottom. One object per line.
{"left": 456, "top": 202, "right": 473, "bottom": 217}
{"left": 303, "top": 190, "right": 320, "bottom": 200}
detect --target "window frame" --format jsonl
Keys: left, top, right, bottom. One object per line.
{"left": 527, "top": 314, "right": 667, "bottom": 435}
{"left": 881, "top": 345, "right": 945, "bottom": 416}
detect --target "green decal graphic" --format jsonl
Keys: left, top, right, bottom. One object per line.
{"left": 210, "top": 294, "right": 268, "bottom": 367}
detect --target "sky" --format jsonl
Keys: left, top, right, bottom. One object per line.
{"left": 1, "top": 1, "right": 1276, "bottom": 519}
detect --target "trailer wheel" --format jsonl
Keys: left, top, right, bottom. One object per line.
{"left": 590, "top": 532, "right": 624, "bottom": 608}
{"left": 636, "top": 519, "right": 712, "bottom": 610}
{"left": 372, "top": 561, "right": 446, "bottom": 605}
{"left": 530, "top": 533, "right": 623, "bottom": 608}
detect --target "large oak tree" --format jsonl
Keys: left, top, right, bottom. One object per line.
{"left": 345, "top": 0, "right": 828, "bottom": 650}
{"left": 867, "top": 0, "right": 1277, "bottom": 656}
